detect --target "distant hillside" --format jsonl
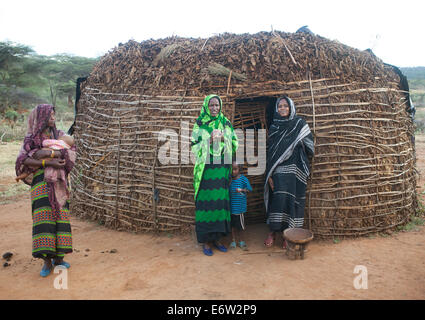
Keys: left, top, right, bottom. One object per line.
{"left": 400, "top": 67, "right": 425, "bottom": 80}
{"left": 400, "top": 67, "right": 425, "bottom": 112}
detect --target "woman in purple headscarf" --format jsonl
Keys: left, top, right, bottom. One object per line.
{"left": 15, "top": 104, "right": 76, "bottom": 277}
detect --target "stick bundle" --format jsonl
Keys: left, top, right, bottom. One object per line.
{"left": 70, "top": 31, "right": 416, "bottom": 238}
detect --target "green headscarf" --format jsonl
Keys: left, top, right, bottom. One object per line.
{"left": 191, "top": 95, "right": 238, "bottom": 200}
{"left": 198, "top": 94, "right": 224, "bottom": 127}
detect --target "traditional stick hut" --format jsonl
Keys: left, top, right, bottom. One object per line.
{"left": 70, "top": 31, "right": 417, "bottom": 238}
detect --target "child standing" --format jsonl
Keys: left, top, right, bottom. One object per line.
{"left": 229, "top": 161, "right": 252, "bottom": 250}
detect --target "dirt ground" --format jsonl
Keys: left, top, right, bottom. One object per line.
{"left": 0, "top": 137, "right": 424, "bottom": 300}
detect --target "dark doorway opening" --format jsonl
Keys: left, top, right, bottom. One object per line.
{"left": 233, "top": 96, "right": 277, "bottom": 224}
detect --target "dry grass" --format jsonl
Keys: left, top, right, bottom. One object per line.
{"left": 0, "top": 142, "right": 30, "bottom": 204}
{"left": 0, "top": 141, "right": 22, "bottom": 179}
{"left": 415, "top": 133, "right": 425, "bottom": 143}
{"left": 153, "top": 43, "right": 180, "bottom": 65}
{"left": 206, "top": 62, "right": 247, "bottom": 81}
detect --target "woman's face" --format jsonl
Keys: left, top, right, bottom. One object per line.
{"left": 48, "top": 111, "right": 56, "bottom": 128}
{"left": 277, "top": 99, "right": 290, "bottom": 118}
{"left": 209, "top": 98, "right": 220, "bottom": 117}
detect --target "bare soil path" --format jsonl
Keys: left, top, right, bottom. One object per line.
{"left": 0, "top": 136, "right": 424, "bottom": 300}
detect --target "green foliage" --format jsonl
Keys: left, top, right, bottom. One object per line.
{"left": 41, "top": 54, "right": 98, "bottom": 106}
{"left": 0, "top": 41, "right": 35, "bottom": 78}
{"left": 396, "top": 216, "right": 425, "bottom": 232}
{"left": 0, "top": 41, "right": 40, "bottom": 114}
{"left": 0, "top": 119, "right": 26, "bottom": 142}
{"left": 400, "top": 67, "right": 425, "bottom": 133}
{"left": 417, "top": 197, "right": 425, "bottom": 217}
{"left": 415, "top": 108, "right": 425, "bottom": 133}
{"left": 0, "top": 40, "right": 98, "bottom": 120}
{"left": 4, "top": 108, "right": 19, "bottom": 121}
{"left": 401, "top": 67, "right": 425, "bottom": 110}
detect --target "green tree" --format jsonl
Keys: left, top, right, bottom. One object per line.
{"left": 0, "top": 41, "right": 38, "bottom": 113}
{"left": 0, "top": 41, "right": 97, "bottom": 118}
{"left": 41, "top": 54, "right": 97, "bottom": 107}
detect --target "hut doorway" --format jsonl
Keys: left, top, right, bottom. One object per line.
{"left": 233, "top": 96, "right": 277, "bottom": 224}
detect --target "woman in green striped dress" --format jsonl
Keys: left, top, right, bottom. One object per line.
{"left": 15, "top": 104, "right": 76, "bottom": 277}
{"left": 191, "top": 95, "right": 238, "bottom": 256}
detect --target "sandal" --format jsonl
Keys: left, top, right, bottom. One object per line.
{"left": 239, "top": 241, "right": 248, "bottom": 251}
{"left": 40, "top": 264, "right": 52, "bottom": 277}
{"left": 264, "top": 233, "right": 275, "bottom": 247}
{"left": 202, "top": 244, "right": 213, "bottom": 256}
{"left": 229, "top": 241, "right": 237, "bottom": 249}
{"left": 213, "top": 242, "right": 228, "bottom": 253}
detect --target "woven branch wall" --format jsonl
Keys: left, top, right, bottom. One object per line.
{"left": 70, "top": 31, "right": 417, "bottom": 237}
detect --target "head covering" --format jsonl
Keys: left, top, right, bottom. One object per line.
{"left": 264, "top": 96, "right": 314, "bottom": 212}
{"left": 197, "top": 94, "right": 224, "bottom": 128}
{"left": 26, "top": 104, "right": 58, "bottom": 145}
{"left": 191, "top": 95, "right": 238, "bottom": 200}
{"left": 15, "top": 104, "right": 77, "bottom": 212}
{"left": 15, "top": 104, "right": 57, "bottom": 185}
{"left": 274, "top": 96, "right": 296, "bottom": 121}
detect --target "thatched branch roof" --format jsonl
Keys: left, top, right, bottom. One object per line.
{"left": 88, "top": 31, "right": 400, "bottom": 96}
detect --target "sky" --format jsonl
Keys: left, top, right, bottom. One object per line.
{"left": 1, "top": 0, "right": 424, "bottom": 67}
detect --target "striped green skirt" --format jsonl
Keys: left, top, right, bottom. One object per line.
{"left": 195, "top": 158, "right": 231, "bottom": 243}
{"left": 31, "top": 169, "right": 72, "bottom": 259}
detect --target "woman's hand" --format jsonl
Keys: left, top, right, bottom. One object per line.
{"left": 34, "top": 149, "right": 59, "bottom": 159}
{"left": 268, "top": 177, "right": 274, "bottom": 191}
{"left": 47, "top": 159, "right": 66, "bottom": 169}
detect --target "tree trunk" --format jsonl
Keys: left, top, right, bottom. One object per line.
{"left": 49, "top": 81, "right": 57, "bottom": 107}
{"left": 68, "top": 94, "right": 73, "bottom": 108}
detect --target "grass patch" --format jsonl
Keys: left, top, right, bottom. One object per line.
{"left": 0, "top": 142, "right": 22, "bottom": 178}
{"left": 396, "top": 216, "right": 425, "bottom": 232}
{"left": 0, "top": 121, "right": 27, "bottom": 142}
{"left": 0, "top": 141, "right": 30, "bottom": 203}
{"left": 415, "top": 133, "right": 425, "bottom": 143}
{"left": 415, "top": 107, "right": 425, "bottom": 121}
{"left": 417, "top": 198, "right": 425, "bottom": 216}
{"left": 0, "top": 183, "right": 29, "bottom": 205}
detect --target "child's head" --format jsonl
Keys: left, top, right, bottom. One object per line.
{"left": 232, "top": 160, "right": 242, "bottom": 178}
{"left": 59, "top": 134, "right": 75, "bottom": 147}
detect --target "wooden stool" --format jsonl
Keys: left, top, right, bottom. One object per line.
{"left": 283, "top": 228, "right": 314, "bottom": 260}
